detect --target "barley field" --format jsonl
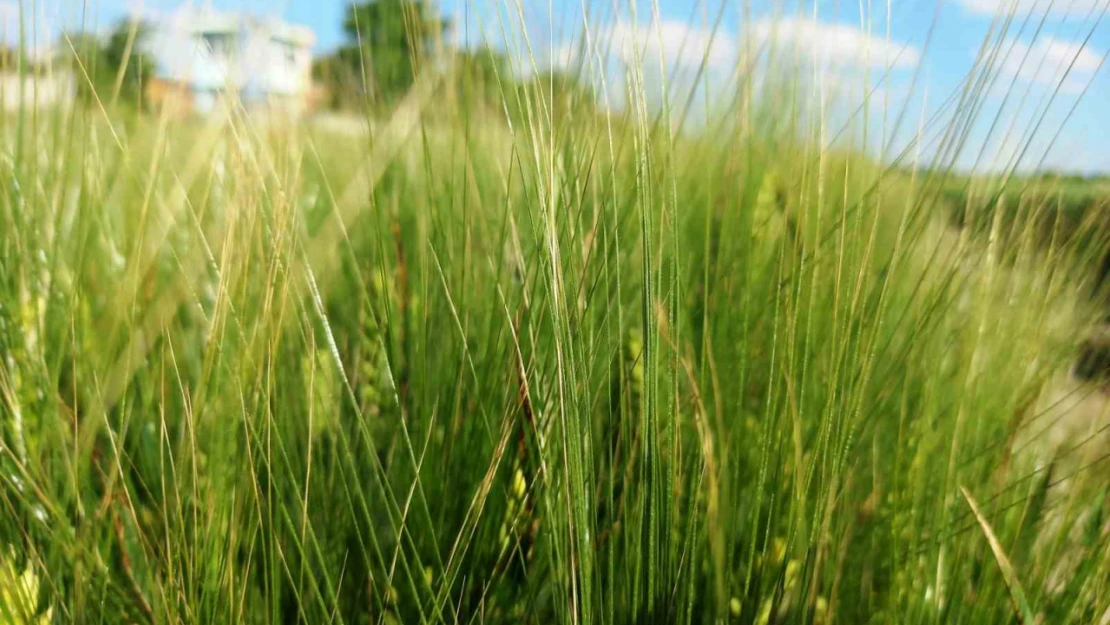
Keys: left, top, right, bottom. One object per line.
{"left": 2, "top": 1, "right": 1110, "bottom": 623}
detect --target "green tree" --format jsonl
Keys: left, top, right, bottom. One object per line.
{"left": 313, "top": 0, "right": 514, "bottom": 112}
{"left": 102, "top": 19, "right": 154, "bottom": 106}
{"left": 0, "top": 45, "right": 48, "bottom": 75}
{"left": 67, "top": 20, "right": 153, "bottom": 108}
{"left": 312, "top": 53, "right": 360, "bottom": 110}
{"left": 337, "top": 0, "right": 450, "bottom": 106}
{"left": 453, "top": 46, "right": 508, "bottom": 106}
{"left": 511, "top": 69, "right": 598, "bottom": 123}
{"left": 66, "top": 33, "right": 107, "bottom": 104}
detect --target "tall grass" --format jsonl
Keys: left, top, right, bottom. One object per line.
{"left": 2, "top": 1, "right": 1110, "bottom": 624}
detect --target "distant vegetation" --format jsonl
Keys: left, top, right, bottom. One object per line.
{"left": 938, "top": 174, "right": 1110, "bottom": 293}
{"left": 312, "top": 0, "right": 591, "bottom": 116}
{"left": 61, "top": 20, "right": 155, "bottom": 108}
{"left": 311, "top": 0, "right": 449, "bottom": 109}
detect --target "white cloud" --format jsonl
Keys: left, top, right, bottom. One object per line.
{"left": 0, "top": 1, "right": 27, "bottom": 44}
{"left": 997, "top": 36, "right": 1103, "bottom": 93}
{"left": 607, "top": 20, "right": 738, "bottom": 70}
{"left": 545, "top": 19, "right": 737, "bottom": 74}
{"left": 957, "top": 0, "right": 1109, "bottom": 18}
{"left": 537, "top": 16, "right": 920, "bottom": 119}
{"left": 0, "top": 0, "right": 63, "bottom": 61}
{"left": 751, "top": 16, "right": 920, "bottom": 70}
{"left": 546, "top": 41, "right": 580, "bottom": 72}
{"left": 550, "top": 16, "right": 919, "bottom": 75}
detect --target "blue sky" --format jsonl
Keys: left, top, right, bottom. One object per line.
{"left": 5, "top": 0, "right": 1110, "bottom": 173}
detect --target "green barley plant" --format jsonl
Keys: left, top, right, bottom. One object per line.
{"left": 2, "top": 0, "right": 1110, "bottom": 623}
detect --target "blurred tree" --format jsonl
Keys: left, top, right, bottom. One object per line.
{"left": 64, "top": 33, "right": 108, "bottom": 103}
{"left": 453, "top": 46, "right": 508, "bottom": 107}
{"left": 0, "top": 45, "right": 48, "bottom": 74}
{"left": 312, "top": 53, "right": 361, "bottom": 110}
{"left": 102, "top": 19, "right": 154, "bottom": 107}
{"left": 315, "top": 0, "right": 450, "bottom": 108}
{"left": 510, "top": 69, "right": 598, "bottom": 123}
{"left": 67, "top": 20, "right": 154, "bottom": 108}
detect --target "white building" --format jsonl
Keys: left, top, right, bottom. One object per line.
{"left": 144, "top": 8, "right": 316, "bottom": 116}
{"left": 0, "top": 43, "right": 75, "bottom": 112}
{"left": 0, "top": 72, "right": 75, "bottom": 112}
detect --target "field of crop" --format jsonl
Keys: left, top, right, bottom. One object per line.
{"left": 3, "top": 3, "right": 1110, "bottom": 624}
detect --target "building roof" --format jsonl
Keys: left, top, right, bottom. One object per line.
{"left": 167, "top": 9, "right": 315, "bottom": 48}
{"left": 144, "top": 7, "right": 316, "bottom": 93}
